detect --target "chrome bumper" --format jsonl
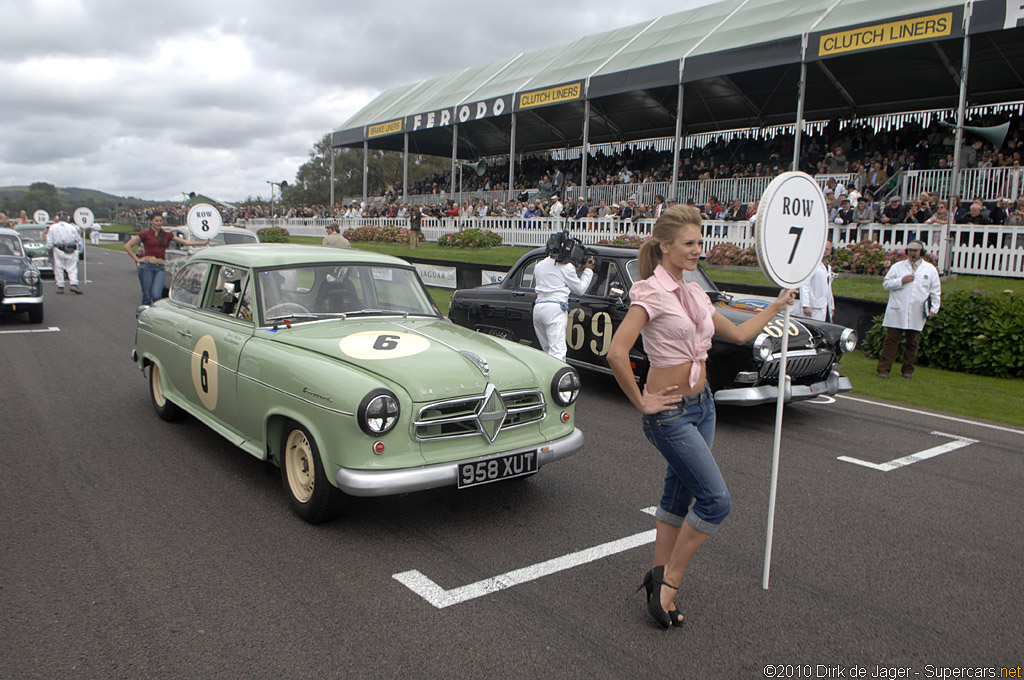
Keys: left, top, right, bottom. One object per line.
{"left": 713, "top": 372, "right": 852, "bottom": 406}
{"left": 1, "top": 295, "right": 44, "bottom": 306}
{"left": 336, "top": 427, "right": 584, "bottom": 497}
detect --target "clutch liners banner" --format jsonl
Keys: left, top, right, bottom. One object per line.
{"left": 817, "top": 12, "right": 953, "bottom": 57}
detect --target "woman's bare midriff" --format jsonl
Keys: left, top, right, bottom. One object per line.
{"left": 646, "top": 361, "right": 707, "bottom": 398}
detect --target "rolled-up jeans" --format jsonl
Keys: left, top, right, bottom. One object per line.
{"left": 640, "top": 383, "right": 731, "bottom": 534}
{"left": 138, "top": 261, "right": 166, "bottom": 305}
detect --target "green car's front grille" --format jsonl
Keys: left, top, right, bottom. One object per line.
{"left": 413, "top": 389, "right": 546, "bottom": 442}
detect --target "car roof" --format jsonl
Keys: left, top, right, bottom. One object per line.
{"left": 187, "top": 243, "right": 412, "bottom": 269}
{"left": 0, "top": 227, "right": 21, "bottom": 238}
{"left": 524, "top": 244, "right": 640, "bottom": 257}
{"left": 13, "top": 224, "right": 45, "bottom": 230}
{"left": 167, "top": 225, "right": 252, "bottom": 234}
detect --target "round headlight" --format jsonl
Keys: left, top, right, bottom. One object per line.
{"left": 753, "top": 332, "right": 774, "bottom": 362}
{"left": 551, "top": 367, "right": 581, "bottom": 407}
{"left": 839, "top": 328, "right": 858, "bottom": 354}
{"left": 23, "top": 269, "right": 40, "bottom": 285}
{"left": 358, "top": 389, "right": 400, "bottom": 436}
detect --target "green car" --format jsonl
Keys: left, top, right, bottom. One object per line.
{"left": 131, "top": 244, "right": 583, "bottom": 523}
{"left": 14, "top": 224, "right": 53, "bottom": 275}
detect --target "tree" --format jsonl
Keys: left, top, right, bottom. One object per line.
{"left": 21, "top": 182, "right": 59, "bottom": 214}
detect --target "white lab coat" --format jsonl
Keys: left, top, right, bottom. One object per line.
{"left": 799, "top": 261, "right": 834, "bottom": 321}
{"left": 881, "top": 259, "right": 941, "bottom": 331}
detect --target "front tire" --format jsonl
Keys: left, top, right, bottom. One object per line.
{"left": 149, "top": 363, "right": 184, "bottom": 421}
{"left": 281, "top": 423, "right": 341, "bottom": 524}
{"left": 28, "top": 305, "right": 43, "bottom": 324}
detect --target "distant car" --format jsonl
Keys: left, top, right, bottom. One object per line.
{"left": 0, "top": 227, "right": 44, "bottom": 324}
{"left": 448, "top": 245, "right": 857, "bottom": 406}
{"left": 131, "top": 244, "right": 583, "bottom": 523}
{"left": 162, "top": 225, "right": 260, "bottom": 293}
{"left": 14, "top": 224, "right": 53, "bottom": 276}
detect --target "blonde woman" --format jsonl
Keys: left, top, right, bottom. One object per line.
{"left": 607, "top": 205, "right": 796, "bottom": 629}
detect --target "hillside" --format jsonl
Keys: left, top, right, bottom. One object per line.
{"left": 0, "top": 184, "right": 181, "bottom": 220}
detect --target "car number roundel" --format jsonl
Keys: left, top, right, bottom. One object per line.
{"left": 338, "top": 331, "right": 430, "bottom": 360}
{"left": 191, "top": 335, "right": 219, "bottom": 410}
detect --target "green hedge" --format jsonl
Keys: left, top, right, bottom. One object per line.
{"left": 862, "top": 290, "right": 1024, "bottom": 378}
{"left": 257, "top": 226, "right": 290, "bottom": 243}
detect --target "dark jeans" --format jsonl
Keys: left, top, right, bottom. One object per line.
{"left": 877, "top": 327, "right": 921, "bottom": 376}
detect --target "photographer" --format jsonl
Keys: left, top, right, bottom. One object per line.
{"left": 532, "top": 232, "right": 595, "bottom": 361}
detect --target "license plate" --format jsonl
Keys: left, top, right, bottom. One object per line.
{"left": 457, "top": 450, "right": 538, "bottom": 488}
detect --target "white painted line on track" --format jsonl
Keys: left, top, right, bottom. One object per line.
{"left": 0, "top": 326, "right": 61, "bottom": 335}
{"left": 837, "top": 394, "right": 1024, "bottom": 436}
{"left": 395, "top": 507, "right": 657, "bottom": 608}
{"left": 838, "top": 431, "right": 978, "bottom": 471}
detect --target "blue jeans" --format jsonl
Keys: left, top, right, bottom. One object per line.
{"left": 138, "top": 262, "right": 166, "bottom": 305}
{"left": 640, "top": 384, "right": 731, "bottom": 534}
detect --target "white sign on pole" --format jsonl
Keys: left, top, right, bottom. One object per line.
{"left": 186, "top": 203, "right": 223, "bottom": 240}
{"left": 73, "top": 207, "right": 95, "bottom": 228}
{"left": 753, "top": 171, "right": 828, "bottom": 591}
{"left": 33, "top": 210, "right": 50, "bottom": 225}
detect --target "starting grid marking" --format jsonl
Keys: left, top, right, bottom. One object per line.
{"left": 837, "top": 430, "right": 978, "bottom": 471}
{"left": 0, "top": 326, "right": 61, "bottom": 335}
{"left": 394, "top": 507, "right": 657, "bottom": 609}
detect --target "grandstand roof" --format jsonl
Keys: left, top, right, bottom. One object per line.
{"left": 332, "top": 0, "right": 1024, "bottom": 158}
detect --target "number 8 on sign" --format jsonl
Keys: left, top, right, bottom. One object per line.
{"left": 187, "top": 203, "right": 223, "bottom": 240}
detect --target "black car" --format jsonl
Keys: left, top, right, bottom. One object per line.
{"left": 448, "top": 245, "right": 856, "bottom": 406}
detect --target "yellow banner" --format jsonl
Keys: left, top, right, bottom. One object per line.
{"left": 518, "top": 82, "right": 583, "bottom": 110}
{"left": 818, "top": 12, "right": 953, "bottom": 57}
{"left": 367, "top": 119, "right": 403, "bottom": 138}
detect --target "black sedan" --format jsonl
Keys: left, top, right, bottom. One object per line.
{"left": 448, "top": 245, "right": 856, "bottom": 406}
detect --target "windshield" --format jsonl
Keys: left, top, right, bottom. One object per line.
{"left": 18, "top": 228, "right": 46, "bottom": 242}
{"left": 257, "top": 264, "right": 439, "bottom": 324}
{"left": 219, "top": 231, "right": 258, "bottom": 245}
{"left": 625, "top": 259, "right": 717, "bottom": 293}
{"left": 0, "top": 234, "right": 24, "bottom": 257}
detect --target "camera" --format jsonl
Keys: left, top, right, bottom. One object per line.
{"left": 546, "top": 230, "right": 595, "bottom": 266}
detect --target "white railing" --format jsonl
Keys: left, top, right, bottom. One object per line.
{"left": 238, "top": 217, "right": 1024, "bottom": 278}
{"left": 901, "top": 167, "right": 1023, "bottom": 203}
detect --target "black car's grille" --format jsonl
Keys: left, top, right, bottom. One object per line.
{"left": 414, "top": 389, "right": 546, "bottom": 442}
{"left": 759, "top": 350, "right": 834, "bottom": 380}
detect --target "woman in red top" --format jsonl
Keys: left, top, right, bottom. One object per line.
{"left": 608, "top": 205, "right": 795, "bottom": 629}
{"left": 123, "top": 214, "right": 208, "bottom": 305}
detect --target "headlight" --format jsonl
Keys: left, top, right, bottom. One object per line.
{"left": 753, "top": 332, "right": 774, "bottom": 361}
{"left": 551, "top": 367, "right": 580, "bottom": 406}
{"left": 358, "top": 389, "right": 400, "bottom": 436}
{"left": 23, "top": 269, "right": 40, "bottom": 285}
{"left": 839, "top": 328, "right": 858, "bottom": 354}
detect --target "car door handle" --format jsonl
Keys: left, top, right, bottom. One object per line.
{"left": 512, "top": 291, "right": 527, "bottom": 297}
{"left": 176, "top": 329, "right": 192, "bottom": 338}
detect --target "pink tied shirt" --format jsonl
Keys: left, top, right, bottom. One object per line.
{"left": 629, "top": 265, "right": 715, "bottom": 389}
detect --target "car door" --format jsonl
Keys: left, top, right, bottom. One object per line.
{"left": 163, "top": 260, "right": 212, "bottom": 403}
{"left": 565, "top": 256, "right": 628, "bottom": 373}
{"left": 503, "top": 256, "right": 542, "bottom": 343}
{"left": 183, "top": 263, "right": 254, "bottom": 435}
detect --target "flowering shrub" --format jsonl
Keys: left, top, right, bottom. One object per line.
{"left": 343, "top": 225, "right": 420, "bottom": 244}
{"left": 704, "top": 243, "right": 758, "bottom": 267}
{"left": 257, "top": 226, "right": 290, "bottom": 243}
{"left": 862, "top": 290, "right": 1024, "bottom": 378}
{"left": 437, "top": 228, "right": 502, "bottom": 249}
{"left": 597, "top": 234, "right": 649, "bottom": 247}
{"left": 830, "top": 241, "right": 936, "bottom": 276}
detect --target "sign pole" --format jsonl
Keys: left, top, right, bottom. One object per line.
{"left": 762, "top": 303, "right": 791, "bottom": 590}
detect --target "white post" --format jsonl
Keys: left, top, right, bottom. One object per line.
{"left": 762, "top": 304, "right": 792, "bottom": 590}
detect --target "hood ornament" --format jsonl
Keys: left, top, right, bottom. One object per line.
{"left": 460, "top": 350, "right": 489, "bottom": 378}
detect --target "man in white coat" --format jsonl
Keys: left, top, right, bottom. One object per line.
{"left": 877, "top": 241, "right": 941, "bottom": 379}
{"left": 46, "top": 220, "right": 83, "bottom": 294}
{"left": 799, "top": 240, "right": 834, "bottom": 321}
{"left": 532, "top": 234, "right": 594, "bottom": 361}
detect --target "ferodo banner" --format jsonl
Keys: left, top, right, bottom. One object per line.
{"left": 367, "top": 118, "right": 403, "bottom": 138}
{"left": 515, "top": 81, "right": 583, "bottom": 111}
{"left": 408, "top": 96, "right": 511, "bottom": 132}
{"left": 816, "top": 12, "right": 954, "bottom": 57}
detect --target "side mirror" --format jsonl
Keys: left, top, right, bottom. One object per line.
{"left": 609, "top": 283, "right": 626, "bottom": 307}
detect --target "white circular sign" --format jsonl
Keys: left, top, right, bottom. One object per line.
{"left": 186, "top": 203, "right": 223, "bottom": 240}
{"left": 755, "top": 171, "right": 828, "bottom": 288}
{"left": 73, "top": 207, "right": 95, "bottom": 227}
{"left": 33, "top": 210, "right": 50, "bottom": 225}
{"left": 339, "top": 331, "right": 430, "bottom": 360}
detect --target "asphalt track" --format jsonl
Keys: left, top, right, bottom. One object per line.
{"left": 2, "top": 247, "right": 1022, "bottom": 679}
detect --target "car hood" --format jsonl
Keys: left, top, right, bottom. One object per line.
{"left": 713, "top": 298, "right": 815, "bottom": 348}
{"left": 0, "top": 257, "right": 29, "bottom": 280}
{"left": 20, "top": 241, "right": 46, "bottom": 255}
{"left": 266, "top": 317, "right": 546, "bottom": 401}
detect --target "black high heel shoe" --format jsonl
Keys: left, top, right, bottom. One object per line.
{"left": 638, "top": 567, "right": 684, "bottom": 627}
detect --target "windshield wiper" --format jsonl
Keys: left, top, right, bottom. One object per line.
{"left": 340, "top": 309, "right": 409, "bottom": 318}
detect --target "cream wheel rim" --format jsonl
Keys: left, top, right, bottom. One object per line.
{"left": 285, "top": 430, "right": 315, "bottom": 503}
{"left": 151, "top": 365, "right": 167, "bottom": 407}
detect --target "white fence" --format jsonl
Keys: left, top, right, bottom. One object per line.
{"left": 900, "top": 167, "right": 1023, "bottom": 203}
{"left": 239, "top": 216, "right": 1024, "bottom": 278}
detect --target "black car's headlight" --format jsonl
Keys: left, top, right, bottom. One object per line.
{"left": 551, "top": 367, "right": 580, "bottom": 406}
{"left": 23, "top": 269, "right": 40, "bottom": 285}
{"left": 358, "top": 389, "right": 400, "bottom": 436}
{"left": 839, "top": 328, "right": 858, "bottom": 354}
{"left": 753, "top": 332, "right": 774, "bottom": 361}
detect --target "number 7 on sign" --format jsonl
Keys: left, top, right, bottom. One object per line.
{"left": 787, "top": 226, "right": 804, "bottom": 264}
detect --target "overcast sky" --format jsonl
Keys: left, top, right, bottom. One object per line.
{"left": 0, "top": 0, "right": 720, "bottom": 204}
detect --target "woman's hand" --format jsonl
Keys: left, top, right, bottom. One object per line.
{"left": 772, "top": 289, "right": 798, "bottom": 311}
{"left": 637, "top": 384, "right": 683, "bottom": 414}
